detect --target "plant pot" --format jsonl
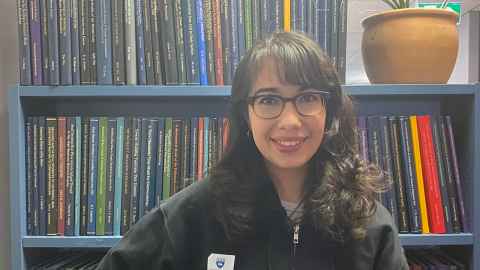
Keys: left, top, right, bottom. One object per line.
{"left": 361, "top": 8, "right": 459, "bottom": 84}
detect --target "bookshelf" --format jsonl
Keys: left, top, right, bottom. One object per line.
{"left": 9, "top": 83, "right": 480, "bottom": 269}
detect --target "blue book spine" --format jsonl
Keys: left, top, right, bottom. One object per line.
{"left": 135, "top": 0, "right": 146, "bottom": 84}
{"left": 237, "top": 0, "right": 245, "bottom": 59}
{"left": 138, "top": 118, "right": 148, "bottom": 217}
{"left": 18, "top": 0, "right": 32, "bottom": 85}
{"left": 95, "top": 0, "right": 113, "bottom": 84}
{"left": 182, "top": 0, "right": 200, "bottom": 84}
{"left": 155, "top": 118, "right": 165, "bottom": 207}
{"left": 195, "top": 0, "right": 208, "bottom": 85}
{"left": 59, "top": 0, "right": 72, "bottom": 85}
{"left": 229, "top": 0, "right": 239, "bottom": 77}
{"left": 74, "top": 117, "right": 81, "bottom": 235}
{"left": 104, "top": 118, "right": 117, "bottom": 235}
{"left": 64, "top": 117, "right": 76, "bottom": 236}
{"left": 130, "top": 118, "right": 142, "bottom": 225}
{"left": 48, "top": 0, "right": 60, "bottom": 85}
{"left": 146, "top": 119, "right": 158, "bottom": 212}
{"left": 87, "top": 118, "right": 99, "bottom": 235}
{"left": 114, "top": 117, "right": 124, "bottom": 236}
{"left": 38, "top": 117, "right": 47, "bottom": 235}
{"left": 29, "top": 0, "right": 43, "bottom": 85}
{"left": 71, "top": 0, "right": 81, "bottom": 84}
{"left": 203, "top": 117, "right": 209, "bottom": 177}
{"left": 190, "top": 117, "right": 198, "bottom": 182}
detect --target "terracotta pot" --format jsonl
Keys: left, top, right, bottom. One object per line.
{"left": 361, "top": 8, "right": 459, "bottom": 84}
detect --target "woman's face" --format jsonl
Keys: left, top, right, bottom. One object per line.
{"left": 247, "top": 58, "right": 327, "bottom": 175}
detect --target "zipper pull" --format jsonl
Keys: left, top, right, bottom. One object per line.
{"left": 293, "top": 223, "right": 300, "bottom": 256}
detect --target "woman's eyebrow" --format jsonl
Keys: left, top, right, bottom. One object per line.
{"left": 252, "top": 87, "right": 279, "bottom": 95}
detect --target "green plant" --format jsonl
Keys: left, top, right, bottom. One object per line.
{"left": 382, "top": 0, "right": 449, "bottom": 9}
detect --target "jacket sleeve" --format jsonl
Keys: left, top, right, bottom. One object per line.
{"left": 95, "top": 207, "right": 176, "bottom": 270}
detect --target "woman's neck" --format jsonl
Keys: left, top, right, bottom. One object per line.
{"left": 267, "top": 164, "right": 307, "bottom": 203}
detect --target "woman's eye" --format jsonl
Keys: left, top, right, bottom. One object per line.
{"left": 298, "top": 93, "right": 319, "bottom": 103}
{"left": 257, "top": 96, "right": 281, "bottom": 105}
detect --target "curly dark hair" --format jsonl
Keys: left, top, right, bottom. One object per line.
{"left": 209, "top": 31, "right": 385, "bottom": 244}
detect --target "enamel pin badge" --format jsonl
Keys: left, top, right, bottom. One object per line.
{"left": 207, "top": 253, "right": 235, "bottom": 270}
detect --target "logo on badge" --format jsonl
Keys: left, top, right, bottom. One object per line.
{"left": 216, "top": 258, "right": 225, "bottom": 269}
{"left": 207, "top": 253, "right": 235, "bottom": 270}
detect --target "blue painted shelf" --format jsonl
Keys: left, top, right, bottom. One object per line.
{"left": 399, "top": 233, "right": 474, "bottom": 246}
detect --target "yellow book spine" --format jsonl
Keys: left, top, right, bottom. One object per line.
{"left": 410, "top": 116, "right": 430, "bottom": 234}
{"left": 284, "top": 0, "right": 291, "bottom": 32}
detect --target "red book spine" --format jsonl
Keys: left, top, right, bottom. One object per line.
{"left": 197, "top": 117, "right": 204, "bottom": 180}
{"left": 211, "top": 0, "right": 224, "bottom": 85}
{"left": 57, "top": 117, "right": 66, "bottom": 235}
{"left": 417, "top": 115, "right": 446, "bottom": 233}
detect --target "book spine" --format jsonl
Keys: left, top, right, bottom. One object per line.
{"left": 59, "top": 0, "right": 72, "bottom": 85}
{"left": 283, "top": 0, "right": 290, "bottom": 32}
{"left": 80, "top": 117, "right": 90, "bottom": 235}
{"left": 260, "top": 0, "right": 268, "bottom": 38}
{"left": 48, "top": 0, "right": 60, "bottom": 85}
{"left": 150, "top": 0, "right": 163, "bottom": 84}
{"left": 125, "top": 0, "right": 137, "bottom": 84}
{"left": 299, "top": 0, "right": 307, "bottom": 33}
{"left": 182, "top": 119, "right": 191, "bottom": 188}
{"left": 183, "top": 0, "right": 200, "bottom": 84}
{"left": 171, "top": 119, "right": 183, "bottom": 194}
{"left": 120, "top": 117, "right": 132, "bottom": 235}
{"left": 95, "top": 117, "right": 108, "bottom": 235}
{"left": 251, "top": 0, "right": 260, "bottom": 43}
{"left": 445, "top": 116, "right": 468, "bottom": 232}
{"left": 203, "top": 0, "right": 215, "bottom": 84}
{"left": 71, "top": 0, "right": 80, "bottom": 84}
{"left": 79, "top": 0, "right": 90, "bottom": 84}
{"left": 195, "top": 0, "right": 208, "bottom": 85}
{"left": 143, "top": 0, "right": 155, "bottom": 84}
{"left": 399, "top": 116, "right": 422, "bottom": 233}
{"left": 388, "top": 116, "right": 410, "bottom": 233}
{"left": 191, "top": 118, "right": 199, "bottom": 183}
{"left": 26, "top": 118, "right": 34, "bottom": 235}
{"left": 317, "top": 0, "right": 329, "bottom": 52}
{"left": 111, "top": 0, "right": 126, "bottom": 84}
{"left": 174, "top": 0, "right": 187, "bottom": 84}
{"left": 203, "top": 117, "right": 209, "bottom": 176}
{"left": 133, "top": 0, "right": 146, "bottom": 85}
{"left": 64, "top": 117, "right": 76, "bottom": 236}
{"left": 212, "top": 0, "right": 223, "bottom": 85}
{"left": 104, "top": 119, "right": 116, "bottom": 235}
{"left": 46, "top": 117, "right": 58, "bottom": 235}
{"left": 160, "top": 0, "right": 178, "bottom": 84}
{"left": 237, "top": 0, "right": 245, "bottom": 59}
{"left": 431, "top": 116, "right": 453, "bottom": 233}
{"left": 229, "top": 0, "right": 239, "bottom": 77}
{"left": 273, "top": 0, "right": 283, "bottom": 31}
{"left": 337, "top": 0, "right": 348, "bottom": 83}
{"left": 409, "top": 116, "right": 430, "bottom": 233}
{"left": 145, "top": 119, "right": 158, "bottom": 213}
{"left": 18, "top": 0, "right": 32, "bottom": 85}
{"left": 417, "top": 115, "right": 446, "bottom": 233}
{"left": 87, "top": 118, "right": 98, "bottom": 235}
{"left": 88, "top": 0, "right": 96, "bottom": 84}
{"left": 29, "top": 0, "right": 43, "bottom": 85}
{"left": 379, "top": 116, "right": 398, "bottom": 229}
{"left": 291, "top": 0, "right": 297, "bottom": 31}
{"left": 130, "top": 117, "right": 141, "bottom": 225}
{"left": 329, "top": 0, "right": 338, "bottom": 65}
{"left": 357, "top": 116, "right": 368, "bottom": 162}
{"left": 40, "top": 0, "right": 49, "bottom": 84}
{"left": 38, "top": 117, "right": 48, "bottom": 235}
{"left": 220, "top": 0, "right": 232, "bottom": 85}
{"left": 197, "top": 117, "right": 204, "bottom": 180}
{"left": 57, "top": 117, "right": 66, "bottom": 235}
{"left": 138, "top": 118, "right": 148, "bottom": 217}
{"left": 155, "top": 118, "right": 165, "bottom": 206}
{"left": 162, "top": 118, "right": 173, "bottom": 199}
{"left": 439, "top": 116, "right": 462, "bottom": 232}
{"left": 366, "top": 116, "right": 383, "bottom": 204}
{"left": 244, "top": 0, "right": 252, "bottom": 50}
{"left": 113, "top": 118, "right": 124, "bottom": 235}
{"left": 95, "top": 0, "right": 112, "bottom": 84}
{"left": 74, "top": 117, "right": 81, "bottom": 236}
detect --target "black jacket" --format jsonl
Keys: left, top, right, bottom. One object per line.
{"left": 96, "top": 178, "right": 408, "bottom": 270}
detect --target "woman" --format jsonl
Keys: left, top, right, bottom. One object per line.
{"left": 96, "top": 32, "right": 408, "bottom": 270}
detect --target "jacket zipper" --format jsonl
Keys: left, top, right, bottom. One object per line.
{"left": 292, "top": 223, "right": 300, "bottom": 257}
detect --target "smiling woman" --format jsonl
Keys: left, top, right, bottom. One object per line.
{"left": 96, "top": 32, "right": 409, "bottom": 270}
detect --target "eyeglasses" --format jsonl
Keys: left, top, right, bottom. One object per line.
{"left": 246, "top": 90, "right": 330, "bottom": 119}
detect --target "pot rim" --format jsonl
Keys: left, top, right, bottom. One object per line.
{"left": 362, "top": 8, "right": 458, "bottom": 28}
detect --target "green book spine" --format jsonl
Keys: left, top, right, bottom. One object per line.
{"left": 244, "top": 0, "right": 252, "bottom": 50}
{"left": 162, "top": 118, "right": 173, "bottom": 199}
{"left": 96, "top": 117, "right": 107, "bottom": 235}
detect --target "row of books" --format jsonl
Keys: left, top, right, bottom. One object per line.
{"left": 17, "top": 0, "right": 348, "bottom": 86}
{"left": 28, "top": 251, "right": 104, "bottom": 270}
{"left": 25, "top": 116, "right": 229, "bottom": 236}
{"left": 405, "top": 249, "right": 466, "bottom": 269}
{"left": 356, "top": 115, "right": 467, "bottom": 234}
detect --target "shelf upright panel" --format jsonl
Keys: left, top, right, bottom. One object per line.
{"left": 8, "top": 85, "right": 27, "bottom": 270}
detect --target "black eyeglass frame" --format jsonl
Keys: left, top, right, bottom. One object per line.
{"left": 245, "top": 90, "right": 331, "bottom": 119}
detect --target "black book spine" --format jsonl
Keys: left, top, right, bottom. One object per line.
{"left": 26, "top": 117, "right": 34, "bottom": 235}
{"left": 203, "top": 0, "right": 215, "bottom": 84}
{"left": 220, "top": 0, "right": 232, "bottom": 85}
{"left": 138, "top": 118, "right": 148, "bottom": 218}
{"left": 46, "top": 117, "right": 58, "bottom": 235}
{"left": 182, "top": 0, "right": 200, "bottom": 84}
{"left": 38, "top": 117, "right": 48, "bottom": 235}
{"left": 143, "top": 0, "right": 155, "bottom": 84}
{"left": 174, "top": 0, "right": 187, "bottom": 84}
{"left": 135, "top": 0, "right": 147, "bottom": 85}
{"left": 88, "top": 0, "right": 96, "bottom": 84}
{"left": 59, "top": 0, "right": 73, "bottom": 85}
{"left": 71, "top": 0, "right": 81, "bottom": 84}
{"left": 366, "top": 116, "right": 383, "bottom": 205}
{"left": 145, "top": 119, "right": 158, "bottom": 213}
{"left": 159, "top": 0, "right": 178, "bottom": 84}
{"left": 155, "top": 118, "right": 165, "bottom": 206}
{"left": 112, "top": 0, "right": 126, "bottom": 84}
{"left": 40, "top": 0, "right": 50, "bottom": 84}
{"left": 150, "top": 0, "right": 163, "bottom": 84}
{"left": 80, "top": 117, "right": 90, "bottom": 235}
{"left": 17, "top": 0, "right": 32, "bottom": 85}
{"left": 129, "top": 117, "right": 141, "bottom": 225}
{"left": 104, "top": 119, "right": 117, "bottom": 235}
{"left": 65, "top": 117, "right": 76, "bottom": 236}
{"left": 48, "top": 0, "right": 60, "bottom": 85}
{"left": 120, "top": 117, "right": 132, "bottom": 235}
{"left": 79, "top": 0, "right": 91, "bottom": 84}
